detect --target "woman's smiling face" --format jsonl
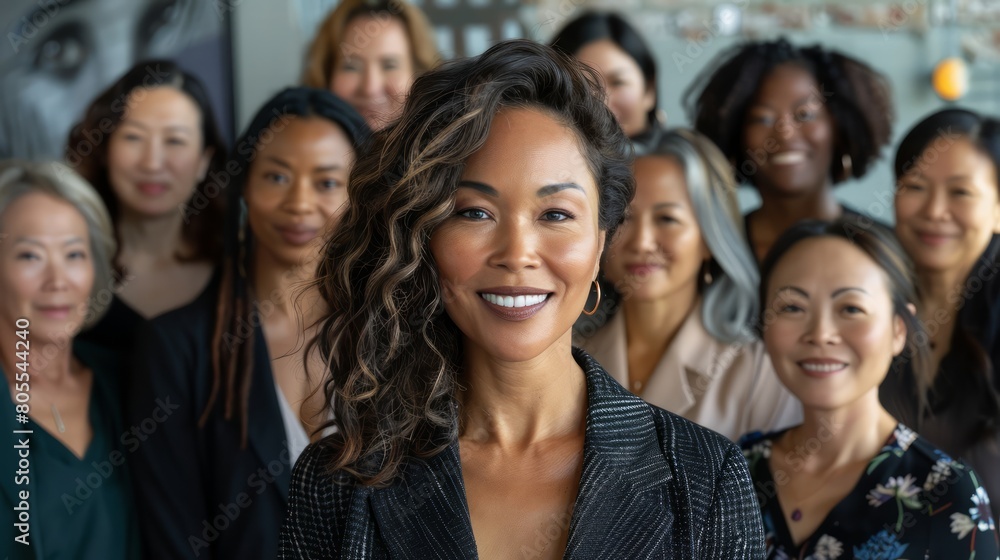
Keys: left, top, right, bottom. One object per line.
{"left": 429, "top": 106, "right": 605, "bottom": 363}
{"left": 762, "top": 236, "right": 907, "bottom": 412}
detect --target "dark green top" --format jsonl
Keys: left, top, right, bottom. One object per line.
{"left": 1, "top": 339, "right": 141, "bottom": 560}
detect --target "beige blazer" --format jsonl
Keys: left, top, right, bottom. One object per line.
{"left": 577, "top": 303, "right": 801, "bottom": 441}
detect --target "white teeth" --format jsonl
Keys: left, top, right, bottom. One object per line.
{"left": 480, "top": 293, "right": 548, "bottom": 308}
{"left": 800, "top": 362, "right": 846, "bottom": 373}
{"left": 770, "top": 152, "right": 806, "bottom": 165}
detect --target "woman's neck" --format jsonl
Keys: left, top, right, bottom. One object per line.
{"left": 753, "top": 185, "right": 842, "bottom": 231}
{"left": 0, "top": 324, "right": 74, "bottom": 386}
{"left": 252, "top": 247, "right": 322, "bottom": 325}
{"left": 917, "top": 263, "right": 976, "bottom": 308}
{"left": 780, "top": 390, "right": 896, "bottom": 472}
{"left": 457, "top": 335, "right": 587, "bottom": 448}
{"left": 620, "top": 288, "right": 698, "bottom": 356}
{"left": 117, "top": 208, "right": 187, "bottom": 264}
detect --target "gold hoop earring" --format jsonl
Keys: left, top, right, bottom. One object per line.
{"left": 582, "top": 280, "right": 602, "bottom": 316}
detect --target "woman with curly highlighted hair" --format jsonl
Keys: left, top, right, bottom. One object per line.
{"left": 279, "top": 39, "right": 764, "bottom": 559}
{"left": 686, "top": 38, "right": 894, "bottom": 263}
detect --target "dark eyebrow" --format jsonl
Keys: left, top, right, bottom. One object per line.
{"left": 652, "top": 202, "right": 682, "bottom": 211}
{"left": 314, "top": 165, "right": 343, "bottom": 173}
{"left": 750, "top": 94, "right": 823, "bottom": 112}
{"left": 775, "top": 286, "right": 868, "bottom": 299}
{"left": 264, "top": 156, "right": 293, "bottom": 169}
{"left": 775, "top": 286, "right": 808, "bottom": 298}
{"left": 457, "top": 181, "right": 498, "bottom": 197}
{"left": 456, "top": 181, "right": 585, "bottom": 198}
{"left": 16, "top": 0, "right": 84, "bottom": 36}
{"left": 537, "top": 183, "right": 584, "bottom": 197}
{"left": 832, "top": 287, "right": 868, "bottom": 297}
{"left": 119, "top": 121, "right": 195, "bottom": 135}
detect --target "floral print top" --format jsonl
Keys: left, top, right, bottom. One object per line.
{"left": 740, "top": 424, "right": 999, "bottom": 560}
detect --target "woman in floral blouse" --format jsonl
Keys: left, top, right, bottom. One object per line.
{"left": 742, "top": 217, "right": 998, "bottom": 559}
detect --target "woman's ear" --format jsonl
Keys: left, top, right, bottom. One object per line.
{"left": 992, "top": 200, "right": 1000, "bottom": 234}
{"left": 594, "top": 230, "right": 607, "bottom": 278}
{"left": 196, "top": 147, "right": 215, "bottom": 183}
{"left": 892, "top": 303, "right": 917, "bottom": 357}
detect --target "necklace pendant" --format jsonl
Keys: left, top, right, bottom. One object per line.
{"left": 51, "top": 404, "right": 66, "bottom": 434}
{"left": 791, "top": 508, "right": 803, "bottom": 522}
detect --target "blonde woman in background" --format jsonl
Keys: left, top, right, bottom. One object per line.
{"left": 577, "top": 129, "right": 800, "bottom": 440}
{"left": 303, "top": 0, "right": 439, "bottom": 131}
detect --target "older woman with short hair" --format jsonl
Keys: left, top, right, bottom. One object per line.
{"left": 0, "top": 160, "right": 140, "bottom": 559}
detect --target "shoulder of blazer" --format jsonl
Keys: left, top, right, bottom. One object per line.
{"left": 280, "top": 440, "right": 367, "bottom": 557}
{"left": 574, "top": 347, "right": 744, "bottom": 489}
{"left": 284, "top": 349, "right": 751, "bottom": 554}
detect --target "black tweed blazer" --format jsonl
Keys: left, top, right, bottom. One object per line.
{"left": 279, "top": 348, "right": 765, "bottom": 559}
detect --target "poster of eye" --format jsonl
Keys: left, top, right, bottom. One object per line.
{"left": 0, "top": 0, "right": 234, "bottom": 159}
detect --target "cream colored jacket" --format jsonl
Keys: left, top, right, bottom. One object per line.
{"left": 577, "top": 303, "right": 801, "bottom": 441}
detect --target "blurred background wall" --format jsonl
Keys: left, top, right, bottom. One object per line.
{"left": 3, "top": 0, "right": 999, "bottom": 217}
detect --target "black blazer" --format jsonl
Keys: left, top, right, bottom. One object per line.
{"left": 883, "top": 234, "right": 1000, "bottom": 504}
{"left": 127, "top": 274, "right": 293, "bottom": 559}
{"left": 279, "top": 348, "right": 765, "bottom": 559}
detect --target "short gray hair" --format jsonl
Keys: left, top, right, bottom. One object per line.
{"left": 0, "top": 160, "right": 116, "bottom": 329}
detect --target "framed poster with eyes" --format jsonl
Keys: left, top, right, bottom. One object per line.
{"left": 0, "top": 0, "right": 235, "bottom": 159}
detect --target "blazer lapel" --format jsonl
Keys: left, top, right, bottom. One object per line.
{"left": 564, "top": 349, "right": 674, "bottom": 559}
{"left": 247, "top": 326, "right": 291, "bottom": 502}
{"left": 370, "top": 443, "right": 479, "bottom": 560}
{"left": 364, "top": 350, "right": 675, "bottom": 559}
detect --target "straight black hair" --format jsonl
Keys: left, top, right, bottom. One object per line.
{"left": 68, "top": 59, "right": 229, "bottom": 274}
{"left": 894, "top": 108, "right": 1000, "bottom": 188}
{"left": 550, "top": 11, "right": 659, "bottom": 130}
{"left": 892, "top": 107, "right": 1000, "bottom": 443}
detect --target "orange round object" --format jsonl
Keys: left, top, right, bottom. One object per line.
{"left": 932, "top": 57, "right": 970, "bottom": 101}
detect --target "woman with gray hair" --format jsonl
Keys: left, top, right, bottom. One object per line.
{"left": 0, "top": 160, "right": 141, "bottom": 559}
{"left": 577, "top": 129, "right": 801, "bottom": 439}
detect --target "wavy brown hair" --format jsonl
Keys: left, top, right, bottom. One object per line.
{"left": 310, "top": 39, "right": 634, "bottom": 486}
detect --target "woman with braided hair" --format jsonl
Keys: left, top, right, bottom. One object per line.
{"left": 685, "top": 38, "right": 894, "bottom": 263}
{"left": 127, "top": 88, "right": 369, "bottom": 559}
